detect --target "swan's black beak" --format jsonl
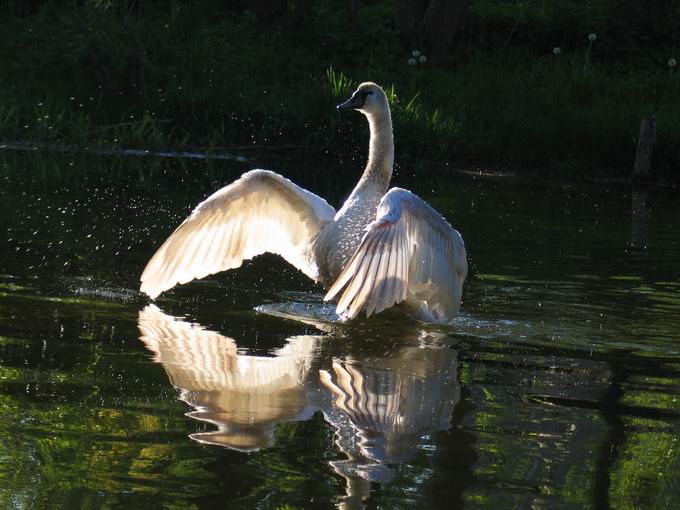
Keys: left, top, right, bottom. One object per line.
{"left": 337, "top": 93, "right": 364, "bottom": 111}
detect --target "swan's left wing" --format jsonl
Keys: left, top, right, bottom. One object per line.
{"left": 324, "top": 188, "right": 467, "bottom": 321}
{"left": 140, "top": 169, "right": 336, "bottom": 299}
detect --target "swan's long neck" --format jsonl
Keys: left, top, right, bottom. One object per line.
{"left": 313, "top": 103, "right": 395, "bottom": 282}
{"left": 359, "top": 110, "right": 394, "bottom": 191}
{"left": 332, "top": 107, "right": 394, "bottom": 222}
{"left": 359, "top": 109, "right": 394, "bottom": 193}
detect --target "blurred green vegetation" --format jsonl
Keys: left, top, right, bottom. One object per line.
{"left": 0, "top": 0, "right": 678, "bottom": 179}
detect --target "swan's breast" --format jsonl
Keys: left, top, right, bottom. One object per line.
{"left": 312, "top": 195, "right": 380, "bottom": 284}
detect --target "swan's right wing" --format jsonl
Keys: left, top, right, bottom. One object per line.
{"left": 140, "top": 169, "right": 336, "bottom": 299}
{"left": 324, "top": 188, "right": 467, "bottom": 321}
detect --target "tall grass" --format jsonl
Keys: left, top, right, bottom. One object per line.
{"left": 324, "top": 53, "right": 679, "bottom": 177}
{"left": 0, "top": 1, "right": 678, "bottom": 180}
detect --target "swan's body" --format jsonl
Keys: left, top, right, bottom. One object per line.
{"left": 140, "top": 82, "right": 467, "bottom": 322}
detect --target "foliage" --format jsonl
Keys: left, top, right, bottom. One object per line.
{"left": 0, "top": 0, "right": 678, "bottom": 179}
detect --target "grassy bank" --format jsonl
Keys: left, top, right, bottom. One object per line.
{"left": 1, "top": 1, "right": 678, "bottom": 180}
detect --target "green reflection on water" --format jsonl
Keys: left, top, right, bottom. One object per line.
{"left": 0, "top": 151, "right": 679, "bottom": 508}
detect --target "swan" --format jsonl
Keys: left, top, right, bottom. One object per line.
{"left": 139, "top": 82, "right": 467, "bottom": 322}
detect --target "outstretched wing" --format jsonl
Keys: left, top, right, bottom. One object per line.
{"left": 324, "top": 188, "right": 467, "bottom": 321}
{"left": 140, "top": 169, "right": 336, "bottom": 298}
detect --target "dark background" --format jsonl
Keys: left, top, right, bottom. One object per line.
{"left": 1, "top": 0, "right": 679, "bottom": 179}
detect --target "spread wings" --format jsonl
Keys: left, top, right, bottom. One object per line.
{"left": 324, "top": 188, "right": 467, "bottom": 321}
{"left": 140, "top": 169, "right": 336, "bottom": 299}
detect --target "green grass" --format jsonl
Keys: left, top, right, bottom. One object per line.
{"left": 0, "top": 0, "right": 678, "bottom": 181}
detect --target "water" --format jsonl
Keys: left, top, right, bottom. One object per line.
{"left": 0, "top": 150, "right": 679, "bottom": 509}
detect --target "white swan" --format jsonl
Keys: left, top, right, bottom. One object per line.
{"left": 140, "top": 82, "right": 467, "bottom": 322}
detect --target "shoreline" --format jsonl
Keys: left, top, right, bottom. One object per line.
{"left": 2, "top": 138, "right": 675, "bottom": 191}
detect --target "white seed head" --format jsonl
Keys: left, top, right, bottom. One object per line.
{"left": 588, "top": 33, "right": 597, "bottom": 42}
{"left": 553, "top": 47, "right": 561, "bottom": 55}
{"left": 411, "top": 50, "right": 421, "bottom": 58}
{"left": 669, "top": 58, "right": 677, "bottom": 68}
{"left": 408, "top": 58, "right": 416, "bottom": 66}
{"left": 419, "top": 55, "right": 427, "bottom": 63}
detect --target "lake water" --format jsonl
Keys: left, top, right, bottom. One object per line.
{"left": 0, "top": 150, "right": 679, "bottom": 509}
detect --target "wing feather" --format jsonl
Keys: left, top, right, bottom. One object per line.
{"left": 140, "top": 169, "right": 336, "bottom": 299}
{"left": 351, "top": 227, "right": 389, "bottom": 318}
{"left": 371, "top": 226, "right": 395, "bottom": 315}
{"left": 335, "top": 232, "right": 381, "bottom": 312}
{"left": 324, "top": 188, "right": 467, "bottom": 322}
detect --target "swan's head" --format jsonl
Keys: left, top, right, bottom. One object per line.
{"left": 337, "top": 82, "right": 389, "bottom": 117}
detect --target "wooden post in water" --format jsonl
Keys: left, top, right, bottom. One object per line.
{"left": 633, "top": 117, "right": 656, "bottom": 179}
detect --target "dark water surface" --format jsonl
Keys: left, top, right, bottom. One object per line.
{"left": 1, "top": 151, "right": 679, "bottom": 509}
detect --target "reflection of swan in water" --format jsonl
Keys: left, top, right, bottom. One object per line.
{"left": 138, "top": 307, "right": 461, "bottom": 508}
{"left": 320, "top": 340, "right": 460, "bottom": 508}
{"left": 138, "top": 305, "right": 320, "bottom": 451}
